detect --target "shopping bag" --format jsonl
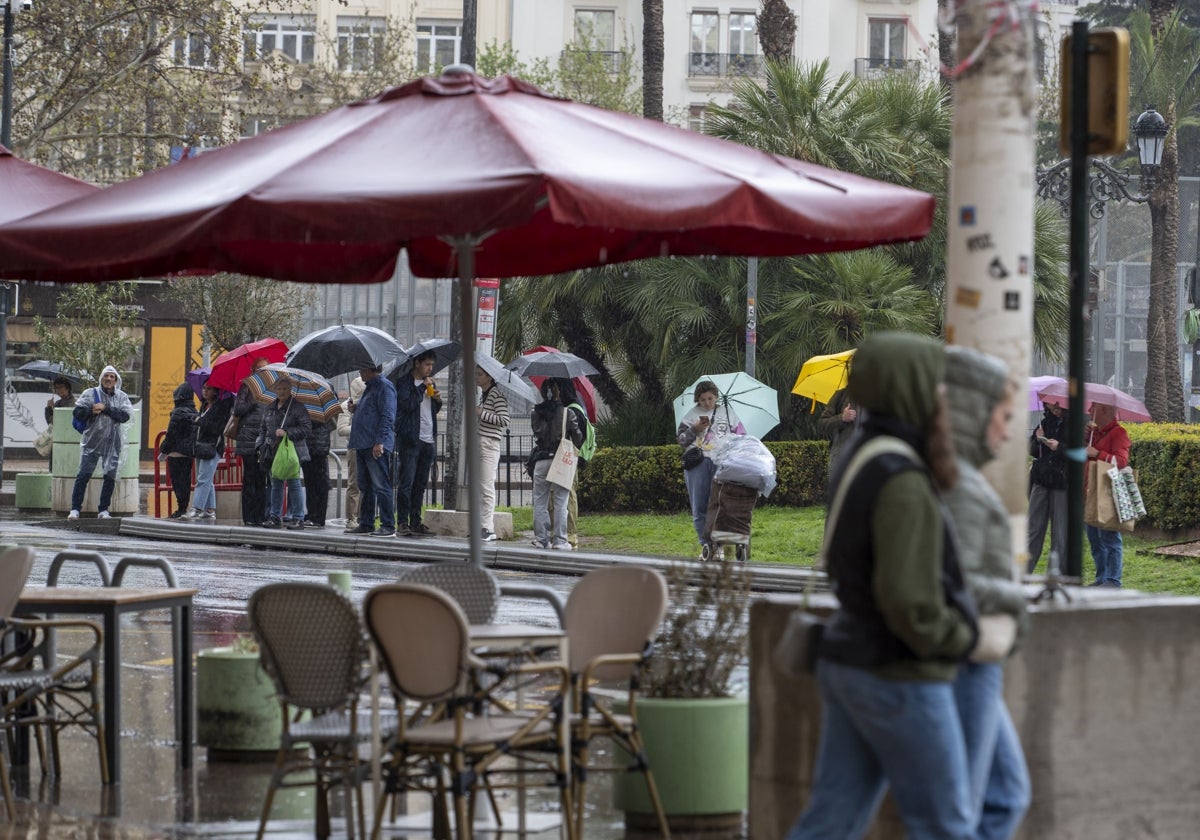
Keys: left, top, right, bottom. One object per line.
{"left": 1084, "top": 459, "right": 1135, "bottom": 533}
{"left": 223, "top": 414, "right": 240, "bottom": 439}
{"left": 1108, "top": 464, "right": 1146, "bottom": 523}
{"left": 271, "top": 437, "right": 301, "bottom": 480}
{"left": 34, "top": 426, "right": 54, "bottom": 457}
{"left": 545, "top": 409, "right": 578, "bottom": 489}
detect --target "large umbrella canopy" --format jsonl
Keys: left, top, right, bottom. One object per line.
{"left": 186, "top": 367, "right": 234, "bottom": 400}
{"left": 0, "top": 68, "right": 934, "bottom": 569}
{"left": 520, "top": 345, "right": 598, "bottom": 422}
{"left": 791, "top": 349, "right": 856, "bottom": 406}
{"left": 474, "top": 351, "right": 540, "bottom": 415}
{"left": 243, "top": 364, "right": 342, "bottom": 424}
{"left": 207, "top": 338, "right": 289, "bottom": 393}
{"left": 0, "top": 145, "right": 98, "bottom": 227}
{"left": 385, "top": 338, "right": 461, "bottom": 382}
{"left": 506, "top": 350, "right": 599, "bottom": 381}
{"left": 1036, "top": 380, "right": 1151, "bottom": 423}
{"left": 286, "top": 324, "right": 406, "bottom": 378}
{"left": 0, "top": 71, "right": 935, "bottom": 284}
{"left": 15, "top": 360, "right": 87, "bottom": 386}
{"left": 673, "top": 372, "right": 780, "bottom": 440}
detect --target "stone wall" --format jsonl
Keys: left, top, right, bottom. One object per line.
{"left": 750, "top": 589, "right": 1200, "bottom": 840}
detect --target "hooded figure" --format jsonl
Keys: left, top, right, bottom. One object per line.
{"left": 942, "top": 346, "right": 1032, "bottom": 838}
{"left": 787, "top": 332, "right": 980, "bottom": 840}
{"left": 68, "top": 365, "right": 133, "bottom": 519}
{"left": 161, "top": 382, "right": 199, "bottom": 517}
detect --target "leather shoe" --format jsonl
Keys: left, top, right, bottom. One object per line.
{"left": 368, "top": 528, "right": 395, "bottom": 537}
{"left": 409, "top": 523, "right": 433, "bottom": 537}
{"left": 348, "top": 525, "right": 373, "bottom": 534}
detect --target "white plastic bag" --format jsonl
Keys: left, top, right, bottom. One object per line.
{"left": 713, "top": 435, "right": 777, "bottom": 497}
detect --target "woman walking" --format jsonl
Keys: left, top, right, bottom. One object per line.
{"left": 677, "top": 380, "right": 744, "bottom": 556}
{"left": 786, "top": 332, "right": 979, "bottom": 840}
{"left": 476, "top": 365, "right": 510, "bottom": 541}
{"left": 183, "top": 384, "right": 232, "bottom": 520}
{"left": 528, "top": 378, "right": 584, "bottom": 551}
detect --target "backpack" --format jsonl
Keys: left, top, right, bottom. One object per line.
{"left": 569, "top": 402, "right": 596, "bottom": 462}
{"left": 72, "top": 388, "right": 100, "bottom": 434}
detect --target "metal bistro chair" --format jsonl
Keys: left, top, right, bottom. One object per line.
{"left": 364, "top": 583, "right": 575, "bottom": 840}
{"left": 0, "top": 547, "right": 109, "bottom": 817}
{"left": 563, "top": 565, "right": 671, "bottom": 839}
{"left": 248, "top": 582, "right": 396, "bottom": 840}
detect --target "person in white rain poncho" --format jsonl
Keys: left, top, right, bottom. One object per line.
{"left": 68, "top": 365, "right": 132, "bottom": 519}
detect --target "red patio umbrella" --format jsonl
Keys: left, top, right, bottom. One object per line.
{"left": 0, "top": 145, "right": 98, "bottom": 226}
{"left": 0, "top": 68, "right": 936, "bottom": 567}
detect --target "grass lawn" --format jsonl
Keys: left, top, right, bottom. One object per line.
{"left": 500, "top": 506, "right": 1200, "bottom": 597}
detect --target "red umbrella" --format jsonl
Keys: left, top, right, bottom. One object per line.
{"left": 207, "top": 338, "right": 289, "bottom": 393}
{"left": 0, "top": 145, "right": 98, "bottom": 227}
{"left": 522, "top": 346, "right": 598, "bottom": 422}
{"left": 0, "top": 68, "right": 935, "bottom": 567}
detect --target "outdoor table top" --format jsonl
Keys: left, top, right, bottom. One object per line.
{"left": 18, "top": 586, "right": 199, "bottom": 606}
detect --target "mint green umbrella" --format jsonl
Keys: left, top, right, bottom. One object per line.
{"left": 672, "top": 372, "right": 780, "bottom": 440}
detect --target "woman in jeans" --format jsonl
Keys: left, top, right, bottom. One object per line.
{"left": 528, "top": 378, "right": 584, "bottom": 551}
{"left": 256, "top": 376, "right": 312, "bottom": 529}
{"left": 677, "top": 380, "right": 744, "bottom": 557}
{"left": 787, "top": 332, "right": 979, "bottom": 840}
{"left": 183, "top": 384, "right": 231, "bottom": 521}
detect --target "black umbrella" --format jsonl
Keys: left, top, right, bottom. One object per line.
{"left": 16, "top": 360, "right": 87, "bottom": 385}
{"left": 385, "top": 338, "right": 462, "bottom": 381}
{"left": 505, "top": 350, "right": 599, "bottom": 380}
{"left": 285, "top": 324, "right": 407, "bottom": 378}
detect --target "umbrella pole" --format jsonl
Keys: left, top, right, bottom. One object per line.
{"left": 454, "top": 237, "right": 485, "bottom": 567}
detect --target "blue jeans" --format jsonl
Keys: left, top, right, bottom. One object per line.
{"left": 954, "top": 662, "right": 1030, "bottom": 839}
{"left": 684, "top": 457, "right": 716, "bottom": 544}
{"left": 395, "top": 440, "right": 435, "bottom": 529}
{"left": 1085, "top": 525, "right": 1123, "bottom": 585}
{"left": 532, "top": 459, "right": 569, "bottom": 547}
{"left": 786, "top": 660, "right": 975, "bottom": 840}
{"left": 71, "top": 448, "right": 118, "bottom": 513}
{"left": 191, "top": 456, "right": 219, "bottom": 511}
{"left": 270, "top": 477, "right": 305, "bottom": 522}
{"left": 356, "top": 448, "right": 394, "bottom": 531}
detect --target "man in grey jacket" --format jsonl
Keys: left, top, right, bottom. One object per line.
{"left": 68, "top": 365, "right": 132, "bottom": 519}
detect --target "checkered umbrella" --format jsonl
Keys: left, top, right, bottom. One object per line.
{"left": 244, "top": 363, "right": 342, "bottom": 424}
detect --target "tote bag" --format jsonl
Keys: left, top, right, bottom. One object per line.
{"left": 271, "top": 437, "right": 301, "bottom": 480}
{"left": 1084, "top": 458, "right": 1135, "bottom": 533}
{"left": 545, "top": 408, "right": 578, "bottom": 490}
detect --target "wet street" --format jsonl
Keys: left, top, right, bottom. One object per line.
{"left": 0, "top": 517, "right": 746, "bottom": 839}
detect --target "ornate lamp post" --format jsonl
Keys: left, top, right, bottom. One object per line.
{"left": 1036, "top": 106, "right": 1169, "bottom": 218}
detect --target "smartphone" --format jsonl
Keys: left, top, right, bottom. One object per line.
{"left": 1037, "top": 435, "right": 1050, "bottom": 444}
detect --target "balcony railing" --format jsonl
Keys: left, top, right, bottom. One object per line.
{"left": 688, "top": 52, "right": 764, "bottom": 78}
{"left": 854, "top": 57, "right": 921, "bottom": 78}
{"left": 560, "top": 48, "right": 625, "bottom": 74}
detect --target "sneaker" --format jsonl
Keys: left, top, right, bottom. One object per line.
{"left": 302, "top": 519, "right": 322, "bottom": 528}
{"left": 201, "top": 510, "right": 216, "bottom": 520}
{"left": 242, "top": 520, "right": 261, "bottom": 527}
{"left": 97, "top": 511, "right": 112, "bottom": 520}
{"left": 67, "top": 510, "right": 80, "bottom": 520}
{"left": 552, "top": 541, "right": 574, "bottom": 551}
{"left": 342, "top": 520, "right": 360, "bottom": 533}
{"left": 167, "top": 510, "right": 185, "bottom": 520}
{"left": 409, "top": 523, "right": 433, "bottom": 537}
{"left": 285, "top": 519, "right": 305, "bottom": 530}
{"left": 263, "top": 517, "right": 282, "bottom": 529}
{"left": 368, "top": 528, "right": 395, "bottom": 537}
{"left": 395, "top": 525, "right": 413, "bottom": 537}
{"left": 182, "top": 508, "right": 200, "bottom": 520}
{"left": 481, "top": 529, "right": 498, "bottom": 542}
{"left": 530, "top": 539, "right": 548, "bottom": 549}
{"left": 347, "top": 524, "right": 373, "bottom": 535}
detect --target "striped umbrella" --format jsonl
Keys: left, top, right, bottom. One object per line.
{"left": 244, "top": 363, "right": 341, "bottom": 424}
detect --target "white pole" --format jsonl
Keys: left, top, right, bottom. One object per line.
{"left": 943, "top": 0, "right": 1038, "bottom": 553}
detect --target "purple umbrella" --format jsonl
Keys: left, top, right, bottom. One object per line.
{"left": 1029, "top": 375, "right": 1067, "bottom": 412}
{"left": 187, "top": 367, "right": 233, "bottom": 400}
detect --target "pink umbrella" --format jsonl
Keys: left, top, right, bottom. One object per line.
{"left": 0, "top": 145, "right": 98, "bottom": 226}
{"left": 1036, "top": 380, "right": 1152, "bottom": 422}
{"left": 1029, "top": 375, "right": 1067, "bottom": 412}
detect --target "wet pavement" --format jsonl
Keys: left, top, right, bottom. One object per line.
{"left": 0, "top": 515, "right": 751, "bottom": 838}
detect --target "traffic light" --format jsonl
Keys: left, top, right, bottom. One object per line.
{"left": 1060, "top": 28, "right": 1130, "bottom": 157}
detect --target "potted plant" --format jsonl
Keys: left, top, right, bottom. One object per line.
{"left": 613, "top": 561, "right": 752, "bottom": 832}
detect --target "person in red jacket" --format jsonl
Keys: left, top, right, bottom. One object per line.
{"left": 1085, "top": 402, "right": 1131, "bottom": 587}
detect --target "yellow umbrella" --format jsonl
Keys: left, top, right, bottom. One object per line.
{"left": 791, "top": 349, "right": 856, "bottom": 406}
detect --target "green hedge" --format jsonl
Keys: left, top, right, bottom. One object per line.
{"left": 578, "top": 441, "right": 831, "bottom": 513}
{"left": 577, "top": 426, "right": 1200, "bottom": 531}
{"left": 1127, "top": 424, "right": 1200, "bottom": 531}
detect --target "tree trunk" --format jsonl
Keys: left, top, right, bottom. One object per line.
{"left": 938, "top": 0, "right": 953, "bottom": 98}
{"left": 642, "top": 0, "right": 663, "bottom": 121}
{"left": 1146, "top": 120, "right": 1184, "bottom": 420}
{"left": 461, "top": 0, "right": 477, "bottom": 68}
{"left": 757, "top": 0, "right": 796, "bottom": 65}
{"left": 944, "top": 0, "right": 1037, "bottom": 517}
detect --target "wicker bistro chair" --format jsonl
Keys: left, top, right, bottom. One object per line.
{"left": 395, "top": 563, "right": 501, "bottom": 625}
{"left": 364, "top": 583, "right": 575, "bottom": 840}
{"left": 563, "top": 565, "right": 672, "bottom": 839}
{"left": 0, "top": 548, "right": 109, "bottom": 818}
{"left": 248, "top": 582, "right": 398, "bottom": 840}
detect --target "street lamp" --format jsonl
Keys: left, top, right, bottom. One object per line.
{"left": 1036, "top": 106, "right": 1170, "bottom": 218}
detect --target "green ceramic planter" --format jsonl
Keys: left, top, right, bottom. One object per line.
{"left": 612, "top": 695, "right": 748, "bottom": 825}
{"left": 196, "top": 646, "right": 281, "bottom": 757}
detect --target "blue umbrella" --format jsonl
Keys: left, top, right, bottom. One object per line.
{"left": 672, "top": 372, "right": 780, "bottom": 440}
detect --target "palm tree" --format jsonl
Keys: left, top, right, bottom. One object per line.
{"left": 643, "top": 0, "right": 664, "bottom": 121}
